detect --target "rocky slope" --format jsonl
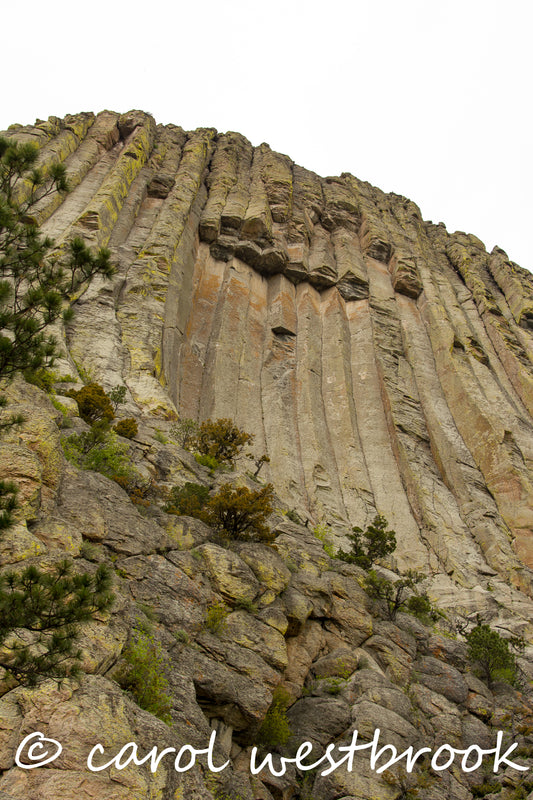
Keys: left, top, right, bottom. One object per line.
{"left": 0, "top": 110, "right": 532, "bottom": 800}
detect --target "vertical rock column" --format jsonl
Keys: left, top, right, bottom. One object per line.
{"left": 118, "top": 128, "right": 215, "bottom": 416}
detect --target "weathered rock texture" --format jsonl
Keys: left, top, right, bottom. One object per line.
{"left": 1, "top": 111, "right": 533, "bottom": 800}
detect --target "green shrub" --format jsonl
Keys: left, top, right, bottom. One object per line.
{"left": 108, "top": 385, "right": 127, "bottom": 411}
{"left": 362, "top": 569, "right": 423, "bottom": 621}
{"left": 0, "top": 560, "right": 113, "bottom": 686}
{"left": 406, "top": 593, "right": 442, "bottom": 625}
{"left": 324, "top": 677, "right": 345, "bottom": 695}
{"left": 68, "top": 383, "right": 114, "bottom": 425}
{"left": 233, "top": 597, "right": 258, "bottom": 613}
{"left": 112, "top": 475, "right": 156, "bottom": 508}
{"left": 62, "top": 426, "right": 135, "bottom": 484}
{"left": 194, "top": 452, "right": 220, "bottom": 471}
{"left": 0, "top": 479, "right": 18, "bottom": 531}
{"left": 79, "top": 541, "right": 101, "bottom": 562}
{"left": 62, "top": 419, "right": 109, "bottom": 458}
{"left": 202, "top": 483, "right": 275, "bottom": 542}
{"left": 251, "top": 454, "right": 270, "bottom": 478}
{"left": 256, "top": 687, "right": 292, "bottom": 747}
{"left": 508, "top": 779, "right": 533, "bottom": 799}
{"left": 286, "top": 508, "right": 302, "bottom": 524}
{"left": 23, "top": 367, "right": 60, "bottom": 393}
{"left": 79, "top": 434, "right": 131, "bottom": 480}
{"left": 117, "top": 626, "right": 172, "bottom": 724}
{"left": 466, "top": 624, "right": 517, "bottom": 687}
{"left": 336, "top": 514, "right": 396, "bottom": 569}
{"left": 205, "top": 776, "right": 247, "bottom": 800}
{"left": 313, "top": 523, "right": 336, "bottom": 557}
{"left": 51, "top": 396, "right": 72, "bottom": 421}
{"left": 164, "top": 482, "right": 209, "bottom": 517}
{"left": 471, "top": 782, "right": 501, "bottom": 797}
{"left": 72, "top": 359, "right": 94, "bottom": 385}
{"left": 297, "top": 771, "right": 320, "bottom": 800}
{"left": 204, "top": 602, "right": 229, "bottom": 634}
{"left": 135, "top": 603, "right": 158, "bottom": 623}
{"left": 170, "top": 417, "right": 198, "bottom": 449}
{"left": 194, "top": 418, "right": 253, "bottom": 465}
{"left": 113, "top": 417, "right": 138, "bottom": 439}
{"left": 114, "top": 567, "right": 128, "bottom": 580}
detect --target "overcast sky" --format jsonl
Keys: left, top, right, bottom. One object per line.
{"left": 3, "top": 0, "right": 532, "bottom": 271}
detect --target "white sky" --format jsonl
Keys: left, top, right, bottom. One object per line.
{"left": 3, "top": 0, "right": 532, "bottom": 270}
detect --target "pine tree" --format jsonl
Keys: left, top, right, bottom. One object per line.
{"left": 466, "top": 624, "right": 517, "bottom": 687}
{"left": 0, "top": 134, "right": 115, "bottom": 529}
{"left": 0, "top": 135, "right": 116, "bottom": 687}
{"left": 0, "top": 559, "right": 113, "bottom": 686}
{"left": 0, "top": 135, "right": 114, "bottom": 381}
{"left": 0, "top": 479, "right": 17, "bottom": 531}
{"left": 362, "top": 569, "right": 423, "bottom": 621}
{"left": 336, "top": 514, "right": 397, "bottom": 570}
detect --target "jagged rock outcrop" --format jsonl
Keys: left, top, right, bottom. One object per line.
{"left": 1, "top": 111, "right": 533, "bottom": 800}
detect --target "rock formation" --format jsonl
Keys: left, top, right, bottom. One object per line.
{"left": 0, "top": 110, "right": 532, "bottom": 800}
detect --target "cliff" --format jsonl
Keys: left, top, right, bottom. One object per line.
{"left": 0, "top": 110, "right": 532, "bottom": 800}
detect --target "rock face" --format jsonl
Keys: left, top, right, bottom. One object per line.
{"left": 1, "top": 111, "right": 533, "bottom": 800}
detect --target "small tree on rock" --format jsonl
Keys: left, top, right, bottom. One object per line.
{"left": 108, "top": 385, "right": 127, "bottom": 412}
{"left": 252, "top": 453, "right": 270, "bottom": 478}
{"left": 337, "top": 514, "right": 396, "bottom": 570}
{"left": 194, "top": 418, "right": 253, "bottom": 465}
{"left": 164, "top": 482, "right": 210, "bottom": 517}
{"left": 362, "top": 569, "right": 423, "bottom": 621}
{"left": 202, "top": 483, "right": 275, "bottom": 542}
{"left": 406, "top": 592, "right": 442, "bottom": 625}
{"left": 466, "top": 624, "right": 517, "bottom": 687}
{"left": 68, "top": 383, "right": 115, "bottom": 425}
{"left": 170, "top": 417, "right": 198, "bottom": 450}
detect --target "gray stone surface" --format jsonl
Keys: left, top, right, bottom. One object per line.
{"left": 1, "top": 110, "right": 533, "bottom": 800}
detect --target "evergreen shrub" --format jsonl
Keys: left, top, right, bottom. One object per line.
{"left": 113, "top": 417, "right": 138, "bottom": 439}
{"left": 164, "top": 482, "right": 209, "bottom": 517}
{"left": 68, "top": 383, "right": 114, "bottom": 425}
